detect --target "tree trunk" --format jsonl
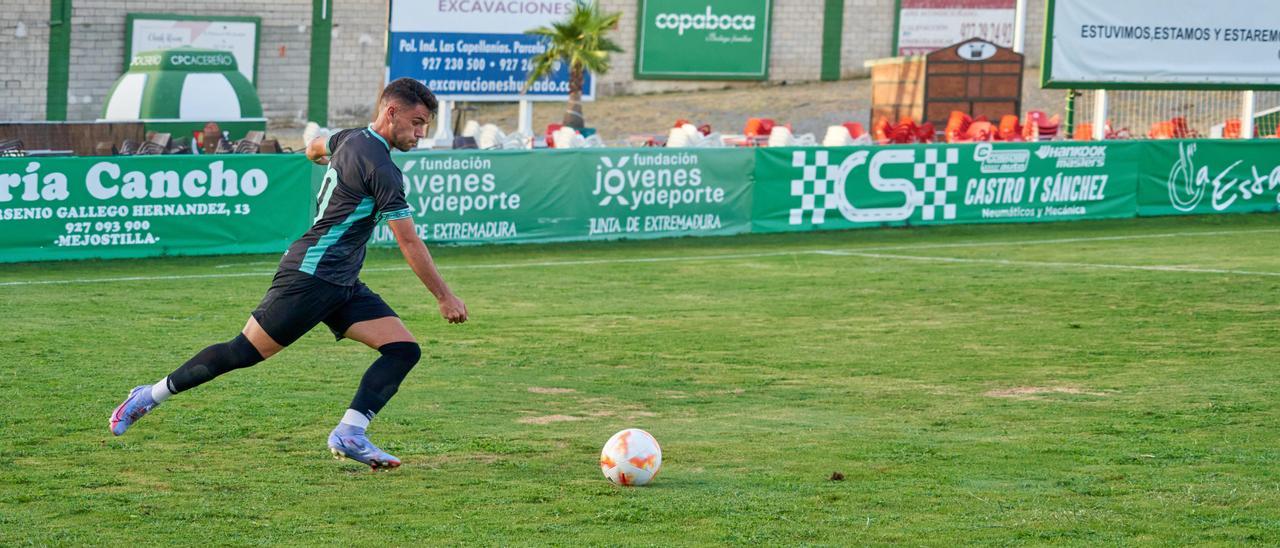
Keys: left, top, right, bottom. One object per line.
{"left": 562, "top": 63, "right": 585, "bottom": 130}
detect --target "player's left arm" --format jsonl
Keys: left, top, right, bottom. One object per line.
{"left": 388, "top": 218, "right": 467, "bottom": 324}
{"left": 371, "top": 163, "right": 467, "bottom": 324}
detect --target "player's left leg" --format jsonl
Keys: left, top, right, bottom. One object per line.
{"left": 322, "top": 285, "right": 420, "bottom": 470}
{"left": 110, "top": 324, "right": 270, "bottom": 435}
{"left": 111, "top": 270, "right": 346, "bottom": 436}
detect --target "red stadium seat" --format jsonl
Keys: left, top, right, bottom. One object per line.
{"left": 1148, "top": 121, "right": 1175, "bottom": 140}
{"left": 744, "top": 118, "right": 777, "bottom": 137}
{"left": 1023, "top": 111, "right": 1060, "bottom": 141}
{"left": 545, "top": 123, "right": 564, "bottom": 147}
{"left": 916, "top": 122, "right": 936, "bottom": 143}
{"left": 842, "top": 122, "right": 866, "bottom": 139}
{"left": 965, "top": 121, "right": 994, "bottom": 142}
{"left": 1170, "top": 117, "right": 1193, "bottom": 138}
{"left": 945, "top": 111, "right": 972, "bottom": 143}
{"left": 998, "top": 115, "right": 1022, "bottom": 141}
{"left": 1074, "top": 123, "right": 1094, "bottom": 141}
{"left": 872, "top": 116, "right": 891, "bottom": 143}
{"left": 942, "top": 109, "right": 967, "bottom": 142}
{"left": 1223, "top": 119, "right": 1242, "bottom": 139}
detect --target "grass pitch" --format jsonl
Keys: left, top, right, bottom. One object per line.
{"left": 3, "top": 214, "right": 1279, "bottom": 544}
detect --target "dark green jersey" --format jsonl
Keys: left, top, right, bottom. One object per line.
{"left": 278, "top": 126, "right": 413, "bottom": 286}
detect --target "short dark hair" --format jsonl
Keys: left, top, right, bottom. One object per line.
{"left": 379, "top": 77, "right": 438, "bottom": 114}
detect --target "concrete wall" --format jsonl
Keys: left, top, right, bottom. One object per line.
{"left": 1024, "top": 0, "right": 1046, "bottom": 67}
{"left": 327, "top": 0, "right": 388, "bottom": 126}
{"left": 843, "top": 0, "right": 899, "bottom": 77}
{"left": 1, "top": 0, "right": 1049, "bottom": 124}
{"left": 0, "top": 3, "right": 52, "bottom": 121}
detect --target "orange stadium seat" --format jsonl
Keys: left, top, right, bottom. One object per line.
{"left": 842, "top": 122, "right": 866, "bottom": 139}
{"left": 998, "top": 115, "right": 1022, "bottom": 141}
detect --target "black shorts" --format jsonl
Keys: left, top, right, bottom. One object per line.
{"left": 251, "top": 269, "right": 398, "bottom": 346}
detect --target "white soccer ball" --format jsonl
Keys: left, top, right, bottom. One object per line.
{"left": 600, "top": 428, "right": 662, "bottom": 486}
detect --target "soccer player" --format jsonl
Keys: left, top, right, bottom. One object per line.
{"left": 109, "top": 78, "right": 467, "bottom": 470}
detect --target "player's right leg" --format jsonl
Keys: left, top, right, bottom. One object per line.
{"left": 323, "top": 286, "right": 418, "bottom": 470}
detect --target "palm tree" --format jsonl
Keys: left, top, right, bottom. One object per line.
{"left": 524, "top": 1, "right": 622, "bottom": 130}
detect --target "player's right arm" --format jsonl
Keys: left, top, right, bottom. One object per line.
{"left": 387, "top": 217, "right": 468, "bottom": 324}
{"left": 305, "top": 136, "right": 329, "bottom": 165}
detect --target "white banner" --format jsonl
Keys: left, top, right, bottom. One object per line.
{"left": 1046, "top": 0, "right": 1280, "bottom": 88}
{"left": 895, "top": 1, "right": 1016, "bottom": 56}
{"left": 390, "top": 0, "right": 577, "bottom": 33}
{"left": 127, "top": 16, "right": 258, "bottom": 84}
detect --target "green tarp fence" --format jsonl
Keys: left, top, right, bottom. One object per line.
{"left": 0, "top": 155, "right": 311, "bottom": 263}
{"left": 2, "top": 140, "right": 1278, "bottom": 263}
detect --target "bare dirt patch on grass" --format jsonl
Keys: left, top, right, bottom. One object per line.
{"left": 984, "top": 386, "right": 1111, "bottom": 398}
{"left": 518, "top": 414, "right": 584, "bottom": 425}
{"left": 527, "top": 387, "right": 577, "bottom": 394}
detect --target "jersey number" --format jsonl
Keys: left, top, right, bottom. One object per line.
{"left": 314, "top": 168, "right": 338, "bottom": 224}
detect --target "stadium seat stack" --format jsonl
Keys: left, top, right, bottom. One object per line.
{"left": 1222, "top": 119, "right": 1243, "bottom": 139}
{"left": 476, "top": 124, "right": 503, "bottom": 149}
{"left": 1074, "top": 123, "right": 1094, "bottom": 141}
{"left": 545, "top": 123, "right": 565, "bottom": 148}
{"left": 475, "top": 124, "right": 530, "bottom": 150}
{"left": 740, "top": 118, "right": 779, "bottom": 146}
{"left": 843, "top": 122, "right": 866, "bottom": 140}
{"left": 965, "top": 120, "right": 994, "bottom": 142}
{"left": 1023, "top": 111, "right": 1061, "bottom": 141}
{"left": 743, "top": 117, "right": 775, "bottom": 137}
{"left": 1149, "top": 117, "right": 1196, "bottom": 140}
{"left": 944, "top": 111, "right": 971, "bottom": 143}
{"left": 460, "top": 120, "right": 481, "bottom": 139}
{"left": 766, "top": 125, "right": 817, "bottom": 147}
{"left": 665, "top": 121, "right": 724, "bottom": 148}
{"left": 868, "top": 116, "right": 934, "bottom": 144}
{"left": 998, "top": 115, "right": 1023, "bottom": 142}
{"left": 548, "top": 125, "right": 604, "bottom": 148}
{"left": 822, "top": 125, "right": 872, "bottom": 147}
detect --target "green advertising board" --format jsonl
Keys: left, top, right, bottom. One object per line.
{"left": 370, "top": 148, "right": 756, "bottom": 246}
{"left": 635, "top": 0, "right": 772, "bottom": 80}
{"left": 8, "top": 140, "right": 1280, "bottom": 265}
{"left": 753, "top": 142, "right": 1140, "bottom": 233}
{"left": 0, "top": 155, "right": 312, "bottom": 263}
{"left": 1137, "top": 140, "right": 1280, "bottom": 217}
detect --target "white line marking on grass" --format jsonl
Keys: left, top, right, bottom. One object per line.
{"left": 0, "top": 251, "right": 806, "bottom": 287}
{"left": 844, "top": 227, "right": 1280, "bottom": 253}
{"left": 214, "top": 261, "right": 278, "bottom": 269}
{"left": 825, "top": 250, "right": 1280, "bottom": 277}
{"left": 0, "top": 271, "right": 277, "bottom": 287}
{"left": 2, "top": 227, "right": 1279, "bottom": 287}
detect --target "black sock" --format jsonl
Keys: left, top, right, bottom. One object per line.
{"left": 349, "top": 341, "right": 421, "bottom": 419}
{"left": 166, "top": 334, "right": 265, "bottom": 393}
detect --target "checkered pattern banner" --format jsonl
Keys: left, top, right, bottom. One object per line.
{"left": 914, "top": 148, "right": 959, "bottom": 221}
{"left": 754, "top": 142, "right": 1141, "bottom": 233}
{"left": 789, "top": 150, "right": 842, "bottom": 225}
{"left": 786, "top": 148, "right": 961, "bottom": 226}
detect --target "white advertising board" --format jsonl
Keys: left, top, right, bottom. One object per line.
{"left": 1044, "top": 0, "right": 1280, "bottom": 89}
{"left": 126, "top": 14, "right": 259, "bottom": 84}
{"left": 895, "top": 0, "right": 1016, "bottom": 56}
{"left": 388, "top": 0, "right": 594, "bottom": 101}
